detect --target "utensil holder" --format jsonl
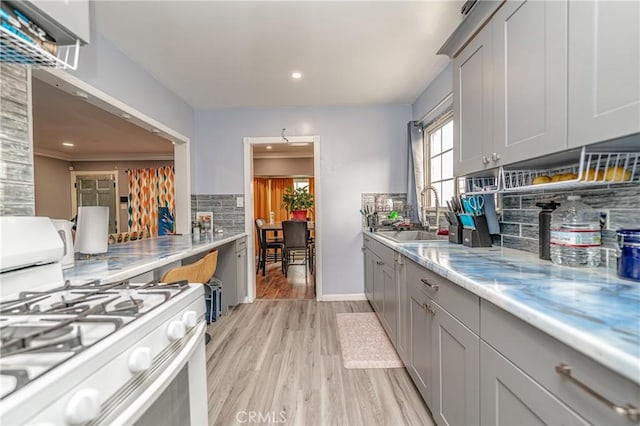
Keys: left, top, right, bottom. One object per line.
{"left": 462, "top": 215, "right": 493, "bottom": 247}
{"left": 449, "top": 225, "right": 463, "bottom": 244}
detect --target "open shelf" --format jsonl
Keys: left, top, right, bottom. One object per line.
{"left": 501, "top": 147, "right": 639, "bottom": 192}
{"left": 457, "top": 175, "right": 501, "bottom": 195}
{"left": 0, "top": 24, "right": 79, "bottom": 70}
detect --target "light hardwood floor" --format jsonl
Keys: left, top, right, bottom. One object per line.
{"left": 256, "top": 261, "right": 315, "bottom": 300}
{"left": 205, "top": 300, "right": 434, "bottom": 426}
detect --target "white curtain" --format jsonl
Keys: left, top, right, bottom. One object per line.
{"left": 407, "top": 121, "right": 424, "bottom": 225}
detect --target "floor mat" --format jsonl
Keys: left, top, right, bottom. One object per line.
{"left": 336, "top": 312, "right": 404, "bottom": 369}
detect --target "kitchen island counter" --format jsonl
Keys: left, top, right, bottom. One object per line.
{"left": 365, "top": 231, "right": 640, "bottom": 385}
{"left": 64, "top": 231, "right": 246, "bottom": 285}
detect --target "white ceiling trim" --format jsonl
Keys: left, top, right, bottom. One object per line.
{"left": 34, "top": 149, "right": 174, "bottom": 162}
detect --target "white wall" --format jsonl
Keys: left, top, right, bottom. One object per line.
{"left": 194, "top": 104, "right": 411, "bottom": 296}
{"left": 69, "top": 32, "right": 195, "bottom": 141}
{"left": 412, "top": 62, "right": 453, "bottom": 121}
{"left": 34, "top": 155, "right": 72, "bottom": 219}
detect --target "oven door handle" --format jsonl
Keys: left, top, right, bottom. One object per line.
{"left": 90, "top": 320, "right": 208, "bottom": 426}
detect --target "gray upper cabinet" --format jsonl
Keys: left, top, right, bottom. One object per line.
{"left": 493, "top": 0, "right": 568, "bottom": 165}
{"left": 480, "top": 341, "right": 588, "bottom": 426}
{"left": 568, "top": 0, "right": 640, "bottom": 147}
{"left": 21, "top": 0, "right": 90, "bottom": 44}
{"left": 454, "top": 24, "right": 493, "bottom": 176}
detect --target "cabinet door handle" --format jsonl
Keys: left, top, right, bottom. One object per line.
{"left": 482, "top": 156, "right": 490, "bottom": 165}
{"left": 555, "top": 363, "right": 640, "bottom": 422}
{"left": 421, "top": 303, "right": 436, "bottom": 316}
{"left": 492, "top": 152, "right": 501, "bottom": 162}
{"left": 420, "top": 278, "right": 439, "bottom": 290}
{"left": 376, "top": 260, "right": 384, "bottom": 266}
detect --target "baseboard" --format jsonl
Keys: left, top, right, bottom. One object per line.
{"left": 319, "top": 293, "right": 368, "bottom": 301}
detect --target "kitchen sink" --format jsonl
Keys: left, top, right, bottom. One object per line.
{"left": 376, "top": 230, "right": 446, "bottom": 243}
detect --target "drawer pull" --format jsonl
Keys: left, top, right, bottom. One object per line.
{"left": 376, "top": 260, "right": 384, "bottom": 266}
{"left": 420, "top": 278, "right": 439, "bottom": 290}
{"left": 421, "top": 303, "right": 436, "bottom": 316}
{"left": 555, "top": 363, "right": 640, "bottom": 422}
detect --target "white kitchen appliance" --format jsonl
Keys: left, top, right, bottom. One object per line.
{"left": 75, "top": 206, "right": 109, "bottom": 254}
{"left": 51, "top": 219, "right": 75, "bottom": 269}
{"left": 0, "top": 216, "right": 208, "bottom": 425}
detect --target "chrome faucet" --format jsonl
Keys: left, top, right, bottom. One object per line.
{"left": 420, "top": 185, "right": 440, "bottom": 232}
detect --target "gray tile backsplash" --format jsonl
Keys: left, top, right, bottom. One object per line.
{"left": 0, "top": 64, "right": 33, "bottom": 216}
{"left": 191, "top": 194, "right": 245, "bottom": 233}
{"left": 500, "top": 186, "right": 640, "bottom": 268}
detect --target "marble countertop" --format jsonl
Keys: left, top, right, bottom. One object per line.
{"left": 63, "top": 231, "right": 246, "bottom": 285}
{"left": 365, "top": 232, "right": 640, "bottom": 385}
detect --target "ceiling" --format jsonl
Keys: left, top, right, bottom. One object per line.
{"left": 93, "top": 1, "right": 463, "bottom": 109}
{"left": 32, "top": 78, "right": 174, "bottom": 161}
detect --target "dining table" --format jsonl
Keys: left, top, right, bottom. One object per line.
{"left": 259, "top": 221, "right": 314, "bottom": 276}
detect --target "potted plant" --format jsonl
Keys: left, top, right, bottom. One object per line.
{"left": 282, "top": 185, "right": 314, "bottom": 220}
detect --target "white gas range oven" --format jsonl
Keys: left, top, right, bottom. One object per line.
{"left": 0, "top": 217, "right": 208, "bottom": 425}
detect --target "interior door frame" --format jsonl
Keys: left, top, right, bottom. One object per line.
{"left": 243, "top": 135, "right": 323, "bottom": 302}
{"left": 70, "top": 170, "right": 120, "bottom": 233}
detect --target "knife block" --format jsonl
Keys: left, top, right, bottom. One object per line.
{"left": 462, "top": 215, "right": 493, "bottom": 248}
{"left": 449, "top": 225, "right": 463, "bottom": 244}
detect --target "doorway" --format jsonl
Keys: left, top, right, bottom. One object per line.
{"left": 243, "top": 136, "right": 323, "bottom": 302}
{"left": 71, "top": 171, "right": 119, "bottom": 233}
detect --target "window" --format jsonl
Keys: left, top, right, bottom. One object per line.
{"left": 425, "top": 115, "right": 454, "bottom": 207}
{"left": 293, "top": 178, "right": 309, "bottom": 190}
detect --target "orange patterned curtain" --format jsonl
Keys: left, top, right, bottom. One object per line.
{"left": 270, "top": 178, "right": 294, "bottom": 222}
{"left": 308, "top": 177, "right": 315, "bottom": 221}
{"left": 127, "top": 166, "right": 175, "bottom": 236}
{"left": 253, "top": 177, "right": 269, "bottom": 255}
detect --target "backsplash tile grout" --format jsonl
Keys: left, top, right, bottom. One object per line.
{"left": 499, "top": 186, "right": 640, "bottom": 269}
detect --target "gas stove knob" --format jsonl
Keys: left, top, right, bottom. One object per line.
{"left": 128, "top": 347, "right": 152, "bottom": 373}
{"left": 167, "top": 320, "right": 186, "bottom": 341}
{"left": 182, "top": 310, "right": 198, "bottom": 328}
{"left": 65, "top": 388, "right": 101, "bottom": 425}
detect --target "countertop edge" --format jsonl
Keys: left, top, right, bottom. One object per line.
{"left": 363, "top": 231, "right": 640, "bottom": 386}
{"left": 65, "top": 232, "right": 247, "bottom": 285}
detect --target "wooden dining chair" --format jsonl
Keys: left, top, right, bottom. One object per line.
{"left": 255, "top": 219, "right": 284, "bottom": 275}
{"left": 281, "top": 220, "right": 309, "bottom": 278}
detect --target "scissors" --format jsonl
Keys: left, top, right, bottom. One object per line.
{"left": 466, "top": 195, "right": 485, "bottom": 216}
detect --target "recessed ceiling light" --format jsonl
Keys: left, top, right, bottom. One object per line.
{"left": 62, "top": 142, "right": 74, "bottom": 147}
{"left": 266, "top": 146, "right": 272, "bottom": 150}
{"left": 291, "top": 72, "right": 302, "bottom": 79}
{"left": 171, "top": 141, "right": 176, "bottom": 145}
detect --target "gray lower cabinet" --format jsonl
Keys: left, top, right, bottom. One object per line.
{"left": 235, "top": 237, "right": 247, "bottom": 303}
{"left": 407, "top": 279, "right": 435, "bottom": 407}
{"left": 431, "top": 301, "right": 480, "bottom": 426}
{"left": 380, "top": 259, "right": 397, "bottom": 345}
{"left": 363, "top": 236, "right": 398, "bottom": 344}
{"left": 480, "top": 341, "right": 588, "bottom": 425}
{"left": 363, "top": 235, "right": 640, "bottom": 426}
{"left": 363, "top": 247, "right": 375, "bottom": 305}
{"left": 395, "top": 256, "right": 409, "bottom": 365}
